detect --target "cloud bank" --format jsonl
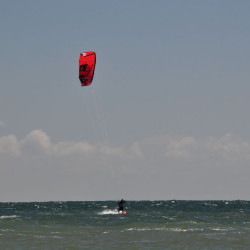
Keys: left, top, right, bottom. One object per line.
{"left": 0, "top": 130, "right": 249, "bottom": 201}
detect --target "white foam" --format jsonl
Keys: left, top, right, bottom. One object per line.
{"left": 0, "top": 215, "right": 19, "bottom": 219}
{"left": 0, "top": 229, "right": 15, "bottom": 232}
{"left": 211, "top": 227, "right": 232, "bottom": 231}
{"left": 126, "top": 227, "right": 205, "bottom": 232}
{"left": 35, "top": 235, "right": 47, "bottom": 238}
{"left": 98, "top": 209, "right": 118, "bottom": 215}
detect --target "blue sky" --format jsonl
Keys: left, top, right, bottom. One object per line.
{"left": 1, "top": 0, "right": 250, "bottom": 201}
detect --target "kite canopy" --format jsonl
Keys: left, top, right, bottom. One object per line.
{"left": 79, "top": 51, "right": 96, "bottom": 86}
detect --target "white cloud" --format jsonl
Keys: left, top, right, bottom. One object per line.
{"left": 21, "top": 130, "right": 52, "bottom": 154}
{"left": 132, "top": 135, "right": 197, "bottom": 161}
{"left": 130, "top": 142, "right": 144, "bottom": 159}
{"left": 19, "top": 130, "right": 96, "bottom": 156}
{"left": 131, "top": 134, "right": 250, "bottom": 165}
{"left": 0, "top": 121, "right": 5, "bottom": 126}
{"left": 1, "top": 130, "right": 250, "bottom": 201}
{"left": 1, "top": 130, "right": 250, "bottom": 164}
{"left": 0, "top": 135, "right": 20, "bottom": 156}
{"left": 164, "top": 136, "right": 196, "bottom": 158}
{"left": 53, "top": 141, "right": 96, "bottom": 156}
{"left": 205, "top": 134, "right": 250, "bottom": 162}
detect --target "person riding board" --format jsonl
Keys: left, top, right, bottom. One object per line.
{"left": 118, "top": 199, "right": 126, "bottom": 213}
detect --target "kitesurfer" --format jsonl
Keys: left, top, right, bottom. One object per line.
{"left": 118, "top": 199, "right": 126, "bottom": 213}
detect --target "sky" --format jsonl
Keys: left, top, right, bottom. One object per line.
{"left": 0, "top": 0, "right": 250, "bottom": 201}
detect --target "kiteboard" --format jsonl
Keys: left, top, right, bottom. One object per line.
{"left": 119, "top": 210, "right": 127, "bottom": 214}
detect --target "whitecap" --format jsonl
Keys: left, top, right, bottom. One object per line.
{"left": 98, "top": 209, "right": 118, "bottom": 215}
{"left": 170, "top": 228, "right": 188, "bottom": 232}
{"left": 126, "top": 228, "right": 150, "bottom": 231}
{"left": 17, "top": 233, "right": 27, "bottom": 236}
{"left": 35, "top": 235, "right": 47, "bottom": 238}
{"left": 0, "top": 215, "right": 19, "bottom": 219}
{"left": 0, "top": 229, "right": 15, "bottom": 232}
{"left": 211, "top": 227, "right": 232, "bottom": 231}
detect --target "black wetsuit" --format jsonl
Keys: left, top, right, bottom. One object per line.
{"left": 118, "top": 199, "right": 126, "bottom": 212}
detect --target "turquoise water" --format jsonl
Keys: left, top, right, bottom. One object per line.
{"left": 0, "top": 200, "right": 249, "bottom": 249}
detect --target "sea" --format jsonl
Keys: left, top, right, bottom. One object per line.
{"left": 0, "top": 200, "right": 249, "bottom": 249}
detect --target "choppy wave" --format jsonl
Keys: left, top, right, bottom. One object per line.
{"left": 0, "top": 200, "right": 249, "bottom": 249}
